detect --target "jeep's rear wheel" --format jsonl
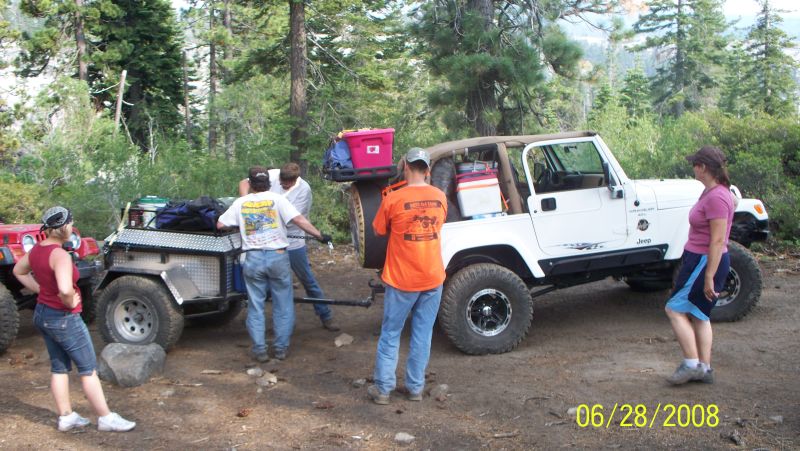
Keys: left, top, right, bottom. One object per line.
{"left": 0, "top": 286, "right": 19, "bottom": 354}
{"left": 440, "top": 264, "right": 532, "bottom": 355}
{"left": 97, "top": 276, "right": 184, "bottom": 350}
{"left": 711, "top": 242, "right": 762, "bottom": 322}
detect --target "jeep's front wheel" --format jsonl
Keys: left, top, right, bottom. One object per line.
{"left": 0, "top": 286, "right": 19, "bottom": 354}
{"left": 439, "top": 264, "right": 532, "bottom": 355}
{"left": 97, "top": 276, "right": 184, "bottom": 350}
{"left": 711, "top": 241, "right": 762, "bottom": 322}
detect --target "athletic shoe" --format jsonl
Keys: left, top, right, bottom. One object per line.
{"left": 666, "top": 363, "right": 704, "bottom": 385}
{"left": 251, "top": 351, "right": 270, "bottom": 363}
{"left": 407, "top": 391, "right": 423, "bottom": 402}
{"left": 58, "top": 412, "right": 91, "bottom": 432}
{"left": 367, "top": 385, "right": 390, "bottom": 405}
{"left": 97, "top": 412, "right": 136, "bottom": 432}
{"left": 692, "top": 368, "right": 715, "bottom": 384}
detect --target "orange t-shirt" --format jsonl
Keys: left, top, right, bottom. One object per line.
{"left": 372, "top": 184, "right": 447, "bottom": 291}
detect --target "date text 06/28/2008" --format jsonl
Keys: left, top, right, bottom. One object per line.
{"left": 575, "top": 404, "right": 720, "bottom": 428}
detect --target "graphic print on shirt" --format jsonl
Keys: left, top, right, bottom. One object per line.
{"left": 242, "top": 200, "right": 280, "bottom": 244}
{"left": 403, "top": 200, "right": 444, "bottom": 242}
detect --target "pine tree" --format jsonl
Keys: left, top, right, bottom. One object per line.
{"left": 743, "top": 0, "right": 798, "bottom": 116}
{"left": 718, "top": 41, "right": 752, "bottom": 118}
{"left": 409, "top": 0, "right": 597, "bottom": 136}
{"left": 89, "top": 0, "right": 185, "bottom": 147}
{"left": 619, "top": 63, "right": 651, "bottom": 120}
{"left": 633, "top": 0, "right": 728, "bottom": 116}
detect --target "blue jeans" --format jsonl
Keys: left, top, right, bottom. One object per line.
{"left": 33, "top": 303, "right": 97, "bottom": 375}
{"left": 373, "top": 285, "right": 443, "bottom": 395}
{"left": 243, "top": 249, "right": 293, "bottom": 354}
{"left": 288, "top": 246, "right": 332, "bottom": 322}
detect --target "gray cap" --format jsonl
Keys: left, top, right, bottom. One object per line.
{"left": 405, "top": 147, "right": 430, "bottom": 167}
{"left": 41, "top": 206, "right": 72, "bottom": 230}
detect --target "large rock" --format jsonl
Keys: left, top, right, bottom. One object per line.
{"left": 98, "top": 343, "right": 166, "bottom": 387}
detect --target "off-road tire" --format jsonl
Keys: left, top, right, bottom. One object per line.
{"left": 78, "top": 282, "right": 95, "bottom": 324}
{"left": 348, "top": 181, "right": 390, "bottom": 269}
{"left": 440, "top": 263, "right": 532, "bottom": 355}
{"left": 711, "top": 241, "right": 762, "bottom": 322}
{"left": 188, "top": 300, "right": 244, "bottom": 327}
{"left": 0, "top": 286, "right": 19, "bottom": 354}
{"left": 97, "top": 275, "right": 184, "bottom": 350}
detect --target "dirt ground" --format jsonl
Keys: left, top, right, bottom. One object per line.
{"left": 1, "top": 244, "right": 798, "bottom": 450}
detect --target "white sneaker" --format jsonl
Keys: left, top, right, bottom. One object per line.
{"left": 97, "top": 412, "right": 136, "bottom": 432}
{"left": 58, "top": 411, "right": 91, "bottom": 431}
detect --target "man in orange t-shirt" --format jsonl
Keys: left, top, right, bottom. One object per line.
{"left": 367, "top": 148, "right": 447, "bottom": 405}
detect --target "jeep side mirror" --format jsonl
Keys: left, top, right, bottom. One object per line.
{"left": 603, "top": 162, "right": 623, "bottom": 199}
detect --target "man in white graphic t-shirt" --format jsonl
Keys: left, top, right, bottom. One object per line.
{"left": 219, "top": 166, "right": 331, "bottom": 362}
{"left": 238, "top": 163, "right": 340, "bottom": 331}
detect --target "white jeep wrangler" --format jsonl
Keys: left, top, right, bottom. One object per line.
{"left": 347, "top": 131, "right": 769, "bottom": 355}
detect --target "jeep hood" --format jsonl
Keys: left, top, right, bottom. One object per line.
{"left": 634, "top": 179, "right": 703, "bottom": 210}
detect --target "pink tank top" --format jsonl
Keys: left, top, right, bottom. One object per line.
{"left": 28, "top": 244, "right": 81, "bottom": 313}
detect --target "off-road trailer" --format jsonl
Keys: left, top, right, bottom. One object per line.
{"left": 95, "top": 227, "right": 375, "bottom": 351}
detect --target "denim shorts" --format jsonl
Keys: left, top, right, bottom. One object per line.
{"left": 33, "top": 303, "right": 97, "bottom": 375}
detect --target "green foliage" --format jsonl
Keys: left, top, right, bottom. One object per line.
{"left": 0, "top": 179, "right": 46, "bottom": 223}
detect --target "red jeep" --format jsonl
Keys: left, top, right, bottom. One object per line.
{"left": 0, "top": 222, "right": 102, "bottom": 353}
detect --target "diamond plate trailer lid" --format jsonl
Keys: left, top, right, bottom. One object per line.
{"left": 105, "top": 228, "right": 242, "bottom": 254}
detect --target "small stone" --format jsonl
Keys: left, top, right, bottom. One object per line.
{"left": 429, "top": 384, "right": 449, "bottom": 401}
{"left": 567, "top": 407, "right": 578, "bottom": 417}
{"left": 351, "top": 378, "right": 367, "bottom": 388}
{"left": 255, "top": 372, "right": 277, "bottom": 386}
{"left": 394, "top": 432, "right": 415, "bottom": 444}
{"left": 334, "top": 333, "right": 354, "bottom": 347}
{"left": 160, "top": 389, "right": 176, "bottom": 397}
{"left": 246, "top": 368, "right": 264, "bottom": 377}
{"left": 769, "top": 415, "right": 784, "bottom": 424}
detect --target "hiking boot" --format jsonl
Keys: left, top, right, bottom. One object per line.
{"left": 367, "top": 385, "right": 390, "bottom": 405}
{"left": 273, "top": 348, "right": 288, "bottom": 361}
{"left": 666, "top": 363, "right": 704, "bottom": 385}
{"left": 97, "top": 412, "right": 136, "bottom": 432}
{"left": 321, "top": 318, "right": 341, "bottom": 332}
{"left": 692, "top": 368, "right": 715, "bottom": 384}
{"left": 251, "top": 351, "right": 270, "bottom": 363}
{"left": 407, "top": 391, "right": 423, "bottom": 402}
{"left": 58, "top": 411, "right": 91, "bottom": 432}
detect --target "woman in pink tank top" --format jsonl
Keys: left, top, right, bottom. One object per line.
{"left": 13, "top": 206, "right": 135, "bottom": 432}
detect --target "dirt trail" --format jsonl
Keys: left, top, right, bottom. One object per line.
{"left": 1, "top": 245, "right": 798, "bottom": 449}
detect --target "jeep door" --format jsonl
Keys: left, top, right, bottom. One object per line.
{"left": 521, "top": 136, "right": 628, "bottom": 257}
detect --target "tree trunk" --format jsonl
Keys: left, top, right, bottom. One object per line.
{"left": 182, "top": 51, "right": 192, "bottom": 145}
{"left": 289, "top": 0, "right": 308, "bottom": 169}
{"left": 222, "top": 0, "right": 235, "bottom": 160}
{"left": 208, "top": 8, "right": 218, "bottom": 156}
{"left": 465, "top": 0, "right": 497, "bottom": 136}
{"left": 75, "top": 0, "right": 87, "bottom": 81}
{"left": 673, "top": 0, "right": 686, "bottom": 116}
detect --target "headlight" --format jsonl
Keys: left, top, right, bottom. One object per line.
{"left": 69, "top": 232, "right": 81, "bottom": 251}
{"left": 22, "top": 234, "right": 36, "bottom": 253}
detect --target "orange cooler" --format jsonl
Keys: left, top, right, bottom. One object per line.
{"left": 342, "top": 128, "right": 395, "bottom": 173}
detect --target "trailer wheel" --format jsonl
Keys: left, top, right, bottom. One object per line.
{"left": 710, "top": 242, "right": 762, "bottom": 322}
{"left": 97, "top": 275, "right": 184, "bottom": 350}
{"left": 0, "top": 286, "right": 19, "bottom": 354}
{"left": 439, "top": 263, "right": 532, "bottom": 355}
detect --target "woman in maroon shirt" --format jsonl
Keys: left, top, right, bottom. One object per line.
{"left": 13, "top": 207, "right": 135, "bottom": 432}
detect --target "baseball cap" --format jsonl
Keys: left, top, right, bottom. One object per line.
{"left": 248, "top": 166, "right": 269, "bottom": 182}
{"left": 685, "top": 146, "right": 727, "bottom": 168}
{"left": 41, "top": 206, "right": 72, "bottom": 231}
{"left": 405, "top": 147, "right": 430, "bottom": 167}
